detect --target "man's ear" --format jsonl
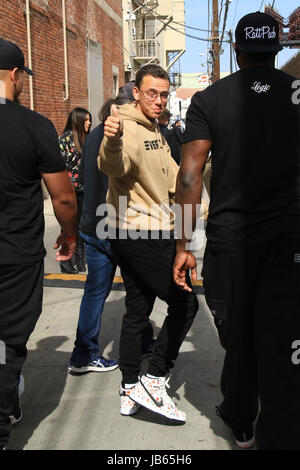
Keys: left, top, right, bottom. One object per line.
{"left": 133, "top": 86, "right": 139, "bottom": 101}
{"left": 9, "top": 67, "right": 19, "bottom": 84}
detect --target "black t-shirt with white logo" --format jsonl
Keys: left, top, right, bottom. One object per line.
{"left": 183, "top": 66, "right": 300, "bottom": 251}
{"left": 0, "top": 99, "right": 66, "bottom": 264}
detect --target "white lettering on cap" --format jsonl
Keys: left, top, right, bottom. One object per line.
{"left": 245, "top": 26, "right": 277, "bottom": 40}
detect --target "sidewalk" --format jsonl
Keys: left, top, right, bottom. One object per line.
{"left": 7, "top": 198, "right": 238, "bottom": 451}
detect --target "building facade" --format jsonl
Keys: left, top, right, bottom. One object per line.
{"left": 288, "top": 7, "right": 300, "bottom": 46}
{"left": 1, "top": 0, "right": 124, "bottom": 133}
{"left": 122, "top": 0, "right": 185, "bottom": 86}
{"left": 281, "top": 52, "right": 300, "bottom": 78}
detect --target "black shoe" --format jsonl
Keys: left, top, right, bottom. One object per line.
{"left": 60, "top": 260, "right": 78, "bottom": 274}
{"left": 9, "top": 375, "right": 23, "bottom": 425}
{"left": 9, "top": 403, "right": 22, "bottom": 425}
{"left": 231, "top": 427, "right": 255, "bottom": 449}
{"left": 216, "top": 406, "right": 255, "bottom": 449}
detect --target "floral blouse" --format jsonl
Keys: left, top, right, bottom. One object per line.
{"left": 59, "top": 129, "right": 83, "bottom": 192}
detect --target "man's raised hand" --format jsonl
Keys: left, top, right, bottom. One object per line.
{"left": 104, "top": 104, "right": 124, "bottom": 139}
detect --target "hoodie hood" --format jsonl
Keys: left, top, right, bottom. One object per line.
{"left": 117, "top": 103, "right": 156, "bottom": 131}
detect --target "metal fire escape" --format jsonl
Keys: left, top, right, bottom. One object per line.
{"left": 125, "top": 1, "right": 185, "bottom": 81}
{"left": 128, "top": 0, "right": 160, "bottom": 70}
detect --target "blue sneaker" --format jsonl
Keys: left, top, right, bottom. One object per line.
{"left": 68, "top": 356, "right": 118, "bottom": 374}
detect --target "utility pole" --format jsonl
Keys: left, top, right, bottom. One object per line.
{"left": 211, "top": 0, "right": 220, "bottom": 83}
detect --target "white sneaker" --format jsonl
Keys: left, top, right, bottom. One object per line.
{"left": 130, "top": 375, "right": 186, "bottom": 422}
{"left": 120, "top": 384, "right": 141, "bottom": 416}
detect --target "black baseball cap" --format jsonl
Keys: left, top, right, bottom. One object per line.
{"left": 117, "top": 81, "right": 135, "bottom": 101}
{"left": 0, "top": 38, "right": 33, "bottom": 75}
{"left": 235, "top": 12, "right": 283, "bottom": 53}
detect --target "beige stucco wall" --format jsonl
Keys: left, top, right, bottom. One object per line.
{"left": 158, "top": 0, "right": 185, "bottom": 67}
{"left": 122, "top": 0, "right": 185, "bottom": 75}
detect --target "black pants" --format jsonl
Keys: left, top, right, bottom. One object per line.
{"left": 202, "top": 237, "right": 300, "bottom": 450}
{"left": 110, "top": 234, "right": 199, "bottom": 384}
{"left": 0, "top": 262, "right": 44, "bottom": 449}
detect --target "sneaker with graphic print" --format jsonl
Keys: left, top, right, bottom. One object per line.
{"left": 129, "top": 375, "right": 186, "bottom": 422}
{"left": 120, "top": 384, "right": 141, "bottom": 416}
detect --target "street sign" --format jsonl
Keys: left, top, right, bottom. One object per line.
{"left": 198, "top": 74, "right": 210, "bottom": 86}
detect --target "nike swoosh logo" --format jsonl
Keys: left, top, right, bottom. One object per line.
{"left": 141, "top": 381, "right": 163, "bottom": 407}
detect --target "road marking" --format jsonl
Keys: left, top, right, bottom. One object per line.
{"left": 44, "top": 273, "right": 203, "bottom": 286}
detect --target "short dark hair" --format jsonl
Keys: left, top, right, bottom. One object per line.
{"left": 117, "top": 80, "right": 135, "bottom": 101}
{"left": 158, "top": 108, "right": 171, "bottom": 124}
{"left": 98, "top": 97, "right": 131, "bottom": 122}
{"left": 135, "top": 64, "right": 170, "bottom": 89}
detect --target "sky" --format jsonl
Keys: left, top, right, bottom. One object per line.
{"left": 179, "top": 0, "right": 299, "bottom": 75}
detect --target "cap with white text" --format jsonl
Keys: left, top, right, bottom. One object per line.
{"left": 235, "top": 12, "right": 283, "bottom": 53}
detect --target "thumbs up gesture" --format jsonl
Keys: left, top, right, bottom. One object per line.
{"left": 104, "top": 104, "right": 124, "bottom": 139}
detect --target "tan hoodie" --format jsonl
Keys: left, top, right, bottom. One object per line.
{"left": 98, "top": 103, "right": 179, "bottom": 231}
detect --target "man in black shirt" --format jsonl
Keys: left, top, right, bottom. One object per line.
{"left": 173, "top": 13, "right": 300, "bottom": 449}
{"left": 0, "top": 39, "right": 77, "bottom": 450}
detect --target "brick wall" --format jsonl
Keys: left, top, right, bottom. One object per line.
{"left": 0, "top": 0, "right": 124, "bottom": 134}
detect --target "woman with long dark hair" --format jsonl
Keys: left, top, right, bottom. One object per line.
{"left": 59, "top": 107, "right": 92, "bottom": 273}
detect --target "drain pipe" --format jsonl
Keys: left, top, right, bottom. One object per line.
{"left": 25, "top": 0, "right": 34, "bottom": 110}
{"left": 62, "top": 0, "right": 69, "bottom": 100}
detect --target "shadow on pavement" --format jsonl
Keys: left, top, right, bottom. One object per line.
{"left": 9, "top": 336, "right": 70, "bottom": 450}
{"left": 8, "top": 293, "right": 236, "bottom": 450}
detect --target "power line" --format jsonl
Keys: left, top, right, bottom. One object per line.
{"left": 219, "top": 0, "right": 225, "bottom": 22}
{"left": 219, "top": 0, "right": 231, "bottom": 50}
{"left": 134, "top": 0, "right": 229, "bottom": 42}
{"left": 172, "top": 20, "right": 221, "bottom": 33}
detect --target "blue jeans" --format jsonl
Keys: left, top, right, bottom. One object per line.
{"left": 70, "top": 233, "right": 116, "bottom": 366}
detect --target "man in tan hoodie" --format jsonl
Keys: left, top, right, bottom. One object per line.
{"left": 98, "top": 65, "right": 198, "bottom": 422}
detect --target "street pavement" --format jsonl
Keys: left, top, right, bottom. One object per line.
{"left": 7, "top": 195, "right": 251, "bottom": 452}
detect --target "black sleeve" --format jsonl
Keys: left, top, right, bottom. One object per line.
{"left": 168, "top": 130, "right": 181, "bottom": 164}
{"left": 37, "top": 119, "right": 67, "bottom": 173}
{"left": 78, "top": 139, "right": 87, "bottom": 187}
{"left": 182, "top": 91, "right": 212, "bottom": 144}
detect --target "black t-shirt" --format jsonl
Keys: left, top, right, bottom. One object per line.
{"left": 79, "top": 123, "right": 109, "bottom": 238}
{"left": 159, "top": 123, "right": 181, "bottom": 164}
{"left": 183, "top": 66, "right": 300, "bottom": 250}
{"left": 0, "top": 99, "right": 66, "bottom": 264}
